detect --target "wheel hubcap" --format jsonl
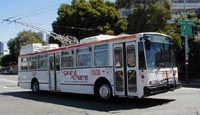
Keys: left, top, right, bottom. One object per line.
{"left": 99, "top": 85, "right": 110, "bottom": 99}
{"left": 33, "top": 82, "right": 38, "bottom": 92}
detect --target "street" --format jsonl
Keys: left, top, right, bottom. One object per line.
{"left": 0, "top": 75, "right": 200, "bottom": 115}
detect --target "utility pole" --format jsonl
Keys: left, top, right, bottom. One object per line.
{"left": 178, "top": 0, "right": 194, "bottom": 83}
{"left": 184, "top": 0, "right": 189, "bottom": 83}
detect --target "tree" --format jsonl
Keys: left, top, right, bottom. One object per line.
{"left": 7, "top": 30, "right": 45, "bottom": 64}
{"left": 116, "top": 0, "right": 134, "bottom": 9}
{"left": 164, "top": 13, "right": 200, "bottom": 78}
{"left": 126, "top": 2, "right": 170, "bottom": 34}
{"left": 0, "top": 54, "right": 16, "bottom": 67}
{"left": 51, "top": 0, "right": 127, "bottom": 42}
{"left": 116, "top": 0, "right": 165, "bottom": 9}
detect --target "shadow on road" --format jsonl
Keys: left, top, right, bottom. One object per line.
{"left": 1, "top": 91, "right": 175, "bottom": 112}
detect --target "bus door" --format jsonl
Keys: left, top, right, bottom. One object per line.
{"left": 48, "top": 53, "right": 61, "bottom": 91}
{"left": 114, "top": 41, "right": 137, "bottom": 96}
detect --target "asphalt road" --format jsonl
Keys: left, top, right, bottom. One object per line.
{"left": 0, "top": 75, "right": 200, "bottom": 115}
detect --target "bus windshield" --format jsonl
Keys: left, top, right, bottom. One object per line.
{"left": 145, "top": 42, "right": 176, "bottom": 69}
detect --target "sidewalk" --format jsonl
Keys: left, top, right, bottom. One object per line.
{"left": 181, "top": 79, "right": 200, "bottom": 88}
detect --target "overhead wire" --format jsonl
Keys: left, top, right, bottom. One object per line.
{"left": 1, "top": 2, "right": 92, "bottom": 41}
{"left": 3, "top": 4, "right": 60, "bottom": 21}
{"left": 52, "top": 25, "right": 93, "bottom": 31}
{"left": 1, "top": 3, "right": 61, "bottom": 33}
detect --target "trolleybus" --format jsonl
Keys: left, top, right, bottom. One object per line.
{"left": 18, "top": 32, "right": 181, "bottom": 100}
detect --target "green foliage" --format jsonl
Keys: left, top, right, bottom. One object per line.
{"left": 116, "top": 0, "right": 168, "bottom": 9}
{"left": 0, "top": 54, "right": 16, "bottom": 67}
{"left": 116, "top": 0, "right": 134, "bottom": 9}
{"left": 126, "top": 2, "right": 170, "bottom": 34}
{"left": 51, "top": 0, "right": 127, "bottom": 43}
{"left": 7, "top": 30, "right": 46, "bottom": 64}
{"left": 166, "top": 13, "right": 200, "bottom": 76}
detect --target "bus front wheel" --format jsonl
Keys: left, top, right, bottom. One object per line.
{"left": 31, "top": 80, "right": 39, "bottom": 93}
{"left": 95, "top": 83, "right": 112, "bottom": 100}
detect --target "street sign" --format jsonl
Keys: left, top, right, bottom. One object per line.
{"left": 178, "top": 20, "right": 195, "bottom": 26}
{"left": 178, "top": 20, "right": 195, "bottom": 36}
{"left": 181, "top": 25, "right": 192, "bottom": 36}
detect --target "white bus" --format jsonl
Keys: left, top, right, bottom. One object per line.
{"left": 18, "top": 32, "right": 181, "bottom": 100}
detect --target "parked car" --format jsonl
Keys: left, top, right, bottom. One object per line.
{"left": 3, "top": 69, "right": 12, "bottom": 74}
{"left": 0, "top": 68, "right": 12, "bottom": 74}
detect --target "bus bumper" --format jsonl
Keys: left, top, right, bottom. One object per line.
{"left": 144, "top": 82, "right": 181, "bottom": 96}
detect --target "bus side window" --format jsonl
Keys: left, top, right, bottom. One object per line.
{"left": 114, "top": 47, "right": 123, "bottom": 68}
{"left": 94, "top": 44, "right": 109, "bottom": 66}
{"left": 127, "top": 45, "right": 136, "bottom": 67}
{"left": 49, "top": 57, "right": 54, "bottom": 71}
{"left": 138, "top": 42, "right": 146, "bottom": 69}
{"left": 56, "top": 55, "right": 60, "bottom": 71}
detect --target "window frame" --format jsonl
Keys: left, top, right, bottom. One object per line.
{"left": 61, "top": 49, "right": 74, "bottom": 68}
{"left": 38, "top": 54, "right": 48, "bottom": 70}
{"left": 20, "top": 57, "right": 29, "bottom": 71}
{"left": 29, "top": 55, "right": 38, "bottom": 70}
{"left": 94, "top": 44, "right": 109, "bottom": 67}
{"left": 76, "top": 46, "right": 92, "bottom": 67}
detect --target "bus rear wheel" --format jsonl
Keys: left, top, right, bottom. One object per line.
{"left": 31, "top": 80, "right": 39, "bottom": 93}
{"left": 95, "top": 83, "right": 112, "bottom": 100}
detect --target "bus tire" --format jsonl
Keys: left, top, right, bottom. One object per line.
{"left": 95, "top": 82, "right": 112, "bottom": 100}
{"left": 31, "top": 80, "right": 40, "bottom": 93}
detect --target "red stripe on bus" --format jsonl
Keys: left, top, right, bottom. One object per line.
{"left": 19, "top": 34, "right": 136, "bottom": 57}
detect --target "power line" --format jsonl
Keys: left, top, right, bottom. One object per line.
{"left": 4, "top": 19, "right": 79, "bottom": 46}
{"left": 0, "top": 3, "right": 61, "bottom": 36}
{"left": 19, "top": 8, "right": 57, "bottom": 19}
{"left": 52, "top": 25, "right": 93, "bottom": 31}
{"left": 4, "top": 4, "right": 61, "bottom": 21}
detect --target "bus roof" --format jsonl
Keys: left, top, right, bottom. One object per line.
{"left": 19, "top": 32, "right": 169, "bottom": 56}
{"left": 80, "top": 34, "right": 116, "bottom": 44}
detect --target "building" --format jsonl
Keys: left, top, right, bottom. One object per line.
{"left": 170, "top": 0, "right": 200, "bottom": 19}
{"left": 118, "top": 0, "right": 164, "bottom": 18}
{"left": 0, "top": 42, "right": 3, "bottom": 55}
{"left": 3, "top": 50, "right": 9, "bottom": 55}
{"left": 118, "top": 0, "right": 200, "bottom": 19}
{"left": 46, "top": 34, "right": 50, "bottom": 44}
{"left": 37, "top": 32, "right": 44, "bottom": 40}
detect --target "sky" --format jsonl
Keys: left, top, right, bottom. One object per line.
{"left": 0, "top": 0, "right": 71, "bottom": 50}
{"left": 0, "top": 0, "right": 114, "bottom": 50}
